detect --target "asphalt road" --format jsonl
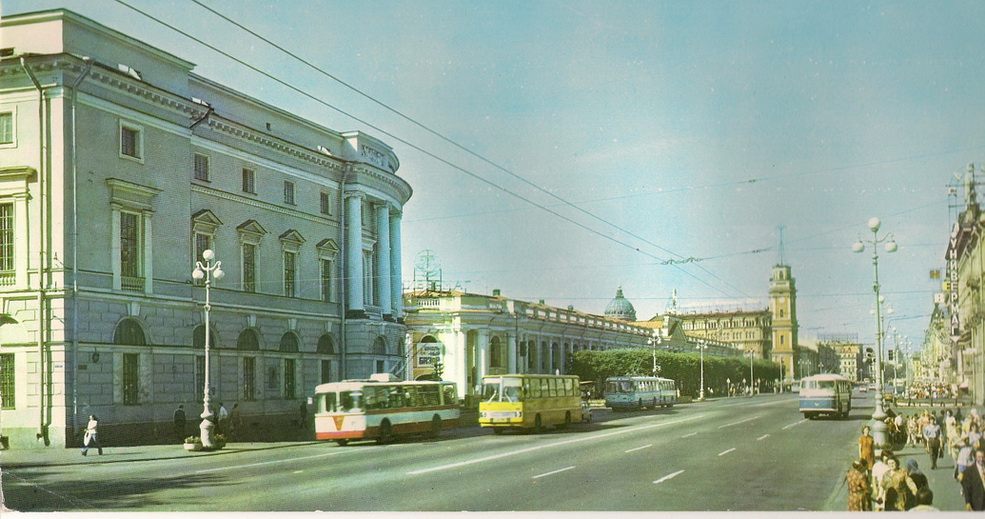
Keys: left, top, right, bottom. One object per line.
{"left": 3, "top": 392, "right": 869, "bottom": 511}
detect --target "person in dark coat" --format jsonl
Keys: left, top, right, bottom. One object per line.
{"left": 173, "top": 404, "right": 187, "bottom": 442}
{"left": 962, "top": 449, "right": 985, "bottom": 511}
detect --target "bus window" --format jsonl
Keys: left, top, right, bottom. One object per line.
{"left": 340, "top": 390, "right": 362, "bottom": 412}
{"left": 502, "top": 378, "right": 523, "bottom": 402}
{"left": 482, "top": 378, "right": 502, "bottom": 402}
{"left": 442, "top": 383, "right": 457, "bottom": 406}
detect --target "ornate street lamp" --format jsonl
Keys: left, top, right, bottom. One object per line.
{"left": 746, "top": 348, "right": 756, "bottom": 396}
{"left": 853, "top": 217, "right": 897, "bottom": 456}
{"left": 647, "top": 329, "right": 664, "bottom": 376}
{"left": 193, "top": 249, "right": 224, "bottom": 447}
{"left": 697, "top": 339, "right": 708, "bottom": 400}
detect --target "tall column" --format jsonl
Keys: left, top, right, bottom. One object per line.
{"left": 344, "top": 192, "right": 365, "bottom": 318}
{"left": 478, "top": 329, "right": 490, "bottom": 382}
{"left": 507, "top": 332, "right": 517, "bottom": 373}
{"left": 375, "top": 203, "right": 392, "bottom": 320}
{"left": 389, "top": 209, "right": 404, "bottom": 322}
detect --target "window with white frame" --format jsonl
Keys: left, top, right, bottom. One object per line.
{"left": 363, "top": 249, "right": 374, "bottom": 305}
{"left": 0, "top": 203, "right": 13, "bottom": 275}
{"left": 193, "top": 153, "right": 209, "bottom": 181}
{"left": 243, "top": 357, "right": 256, "bottom": 401}
{"left": 122, "top": 353, "right": 140, "bottom": 405}
{"left": 316, "top": 239, "right": 339, "bottom": 303}
{"left": 119, "top": 121, "right": 143, "bottom": 161}
{"left": 283, "top": 251, "right": 297, "bottom": 297}
{"left": 0, "top": 111, "right": 14, "bottom": 146}
{"left": 243, "top": 242, "right": 257, "bottom": 293}
{"left": 0, "top": 353, "right": 14, "bottom": 409}
{"left": 320, "top": 191, "right": 332, "bottom": 215}
{"left": 238, "top": 220, "right": 267, "bottom": 294}
{"left": 120, "top": 211, "right": 143, "bottom": 291}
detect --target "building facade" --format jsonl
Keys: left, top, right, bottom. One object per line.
{"left": 0, "top": 9, "right": 409, "bottom": 448}
{"left": 670, "top": 309, "right": 772, "bottom": 359}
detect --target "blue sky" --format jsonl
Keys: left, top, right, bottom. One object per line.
{"left": 7, "top": 0, "right": 985, "bottom": 353}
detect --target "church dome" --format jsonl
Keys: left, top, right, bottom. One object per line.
{"left": 604, "top": 286, "right": 637, "bottom": 322}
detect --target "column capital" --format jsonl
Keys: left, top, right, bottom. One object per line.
{"left": 344, "top": 190, "right": 366, "bottom": 200}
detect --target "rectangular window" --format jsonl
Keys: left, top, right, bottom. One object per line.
{"left": 242, "top": 168, "right": 256, "bottom": 194}
{"left": 284, "top": 358, "right": 296, "bottom": 400}
{"left": 284, "top": 251, "right": 297, "bottom": 297}
{"left": 320, "top": 359, "right": 332, "bottom": 384}
{"left": 120, "top": 122, "right": 143, "bottom": 160}
{"left": 123, "top": 353, "right": 139, "bottom": 405}
{"left": 320, "top": 192, "right": 331, "bottom": 215}
{"left": 0, "top": 353, "right": 14, "bottom": 409}
{"left": 196, "top": 355, "right": 205, "bottom": 403}
{"left": 242, "top": 243, "right": 257, "bottom": 293}
{"left": 195, "top": 233, "right": 211, "bottom": 265}
{"left": 0, "top": 203, "right": 13, "bottom": 272}
{"left": 243, "top": 357, "right": 256, "bottom": 401}
{"left": 194, "top": 154, "right": 210, "bottom": 181}
{"left": 0, "top": 112, "right": 13, "bottom": 145}
{"left": 376, "top": 360, "right": 385, "bottom": 374}
{"left": 320, "top": 258, "right": 333, "bottom": 302}
{"left": 284, "top": 181, "right": 295, "bottom": 205}
{"left": 120, "top": 211, "right": 142, "bottom": 291}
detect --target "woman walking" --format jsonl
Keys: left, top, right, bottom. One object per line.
{"left": 858, "top": 425, "right": 875, "bottom": 471}
{"left": 847, "top": 459, "right": 873, "bottom": 511}
{"left": 80, "top": 414, "right": 103, "bottom": 456}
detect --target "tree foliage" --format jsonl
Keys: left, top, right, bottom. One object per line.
{"left": 569, "top": 348, "right": 782, "bottom": 398}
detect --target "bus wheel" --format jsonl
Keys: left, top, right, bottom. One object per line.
{"left": 559, "top": 412, "right": 571, "bottom": 429}
{"left": 377, "top": 420, "right": 393, "bottom": 445}
{"left": 533, "top": 415, "right": 543, "bottom": 434}
{"left": 638, "top": 399, "right": 643, "bottom": 409}
{"left": 335, "top": 439, "right": 349, "bottom": 446}
{"left": 429, "top": 415, "right": 442, "bottom": 438}
{"left": 492, "top": 428, "right": 504, "bottom": 435}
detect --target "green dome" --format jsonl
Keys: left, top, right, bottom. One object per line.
{"left": 604, "top": 286, "right": 637, "bottom": 321}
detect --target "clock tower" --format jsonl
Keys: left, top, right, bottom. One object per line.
{"left": 769, "top": 264, "right": 798, "bottom": 380}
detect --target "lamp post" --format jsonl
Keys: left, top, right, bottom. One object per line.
{"left": 697, "top": 339, "right": 708, "bottom": 400}
{"left": 647, "top": 330, "right": 664, "bottom": 376}
{"left": 193, "top": 249, "right": 224, "bottom": 447}
{"left": 853, "top": 216, "right": 897, "bottom": 456}
{"left": 746, "top": 348, "right": 755, "bottom": 396}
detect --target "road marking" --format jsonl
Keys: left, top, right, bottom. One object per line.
{"left": 757, "top": 434, "right": 770, "bottom": 441}
{"left": 194, "top": 451, "right": 343, "bottom": 473}
{"left": 625, "top": 444, "right": 653, "bottom": 453}
{"left": 653, "top": 470, "right": 685, "bottom": 484}
{"left": 293, "top": 470, "right": 303, "bottom": 474}
{"left": 718, "top": 416, "right": 760, "bottom": 429}
{"left": 783, "top": 419, "right": 808, "bottom": 430}
{"left": 532, "top": 466, "right": 576, "bottom": 479}
{"left": 681, "top": 432, "right": 697, "bottom": 438}
{"left": 408, "top": 414, "right": 705, "bottom": 475}
{"left": 718, "top": 448, "right": 736, "bottom": 456}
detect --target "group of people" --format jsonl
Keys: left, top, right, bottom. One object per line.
{"left": 849, "top": 407, "right": 985, "bottom": 511}
{"left": 173, "top": 402, "right": 242, "bottom": 442}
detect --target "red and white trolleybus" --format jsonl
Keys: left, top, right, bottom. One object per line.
{"left": 313, "top": 374, "right": 459, "bottom": 445}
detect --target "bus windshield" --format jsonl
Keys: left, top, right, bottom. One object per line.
{"left": 606, "top": 381, "right": 633, "bottom": 393}
{"left": 481, "top": 377, "right": 523, "bottom": 402}
{"left": 339, "top": 390, "right": 363, "bottom": 412}
{"left": 807, "top": 380, "right": 835, "bottom": 390}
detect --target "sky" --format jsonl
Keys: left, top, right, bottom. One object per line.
{"left": 6, "top": 0, "right": 985, "bottom": 355}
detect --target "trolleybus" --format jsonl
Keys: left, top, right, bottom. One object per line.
{"left": 799, "top": 373, "right": 852, "bottom": 419}
{"left": 478, "top": 374, "right": 586, "bottom": 434}
{"left": 313, "top": 374, "right": 459, "bottom": 445}
{"left": 604, "top": 376, "right": 678, "bottom": 410}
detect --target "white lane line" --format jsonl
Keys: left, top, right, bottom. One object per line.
{"left": 681, "top": 432, "right": 697, "bottom": 438}
{"left": 625, "top": 444, "right": 653, "bottom": 453}
{"left": 757, "top": 434, "right": 770, "bottom": 441}
{"left": 532, "top": 466, "right": 576, "bottom": 479}
{"left": 717, "top": 415, "right": 760, "bottom": 429}
{"left": 653, "top": 470, "right": 685, "bottom": 484}
{"left": 783, "top": 419, "right": 808, "bottom": 430}
{"left": 718, "top": 448, "right": 736, "bottom": 456}
{"left": 408, "top": 414, "right": 706, "bottom": 475}
{"left": 195, "top": 451, "right": 343, "bottom": 473}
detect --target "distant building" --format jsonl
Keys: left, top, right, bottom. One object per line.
{"left": 0, "top": 9, "right": 409, "bottom": 448}
{"left": 769, "top": 264, "right": 800, "bottom": 379}
{"left": 665, "top": 308, "right": 772, "bottom": 359}
{"left": 817, "top": 337, "right": 864, "bottom": 382}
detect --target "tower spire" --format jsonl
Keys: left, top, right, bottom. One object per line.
{"left": 776, "top": 224, "right": 787, "bottom": 266}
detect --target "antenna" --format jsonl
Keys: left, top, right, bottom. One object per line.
{"left": 776, "top": 225, "right": 787, "bottom": 266}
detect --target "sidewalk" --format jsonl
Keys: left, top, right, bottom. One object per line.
{"left": 0, "top": 441, "right": 319, "bottom": 469}
{"left": 828, "top": 440, "right": 970, "bottom": 511}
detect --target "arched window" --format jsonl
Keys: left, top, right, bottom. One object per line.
{"left": 237, "top": 328, "right": 260, "bottom": 351}
{"left": 193, "top": 325, "right": 218, "bottom": 349}
{"left": 317, "top": 333, "right": 336, "bottom": 354}
{"left": 280, "top": 332, "right": 300, "bottom": 352}
{"left": 373, "top": 336, "right": 387, "bottom": 355}
{"left": 114, "top": 318, "right": 146, "bottom": 346}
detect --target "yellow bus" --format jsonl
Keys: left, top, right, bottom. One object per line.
{"left": 478, "top": 374, "right": 586, "bottom": 434}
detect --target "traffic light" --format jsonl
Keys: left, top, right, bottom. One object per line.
{"left": 865, "top": 347, "right": 874, "bottom": 363}
{"left": 888, "top": 350, "right": 894, "bottom": 361}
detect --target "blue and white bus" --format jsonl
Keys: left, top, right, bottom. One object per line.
{"left": 799, "top": 373, "right": 852, "bottom": 419}
{"left": 604, "top": 376, "right": 678, "bottom": 410}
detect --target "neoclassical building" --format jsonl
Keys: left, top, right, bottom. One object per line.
{"left": 0, "top": 9, "right": 409, "bottom": 448}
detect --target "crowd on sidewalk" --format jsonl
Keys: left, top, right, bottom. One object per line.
{"left": 847, "top": 407, "right": 985, "bottom": 511}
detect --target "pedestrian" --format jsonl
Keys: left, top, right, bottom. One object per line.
{"left": 961, "top": 449, "right": 985, "bottom": 511}
{"left": 80, "top": 414, "right": 103, "bottom": 456}
{"left": 173, "top": 404, "right": 187, "bottom": 442}
{"left": 858, "top": 425, "right": 875, "bottom": 471}
{"left": 909, "top": 487, "right": 938, "bottom": 512}
{"left": 922, "top": 415, "right": 943, "bottom": 469}
{"left": 217, "top": 402, "right": 229, "bottom": 435}
{"left": 880, "top": 456, "right": 918, "bottom": 511}
{"left": 955, "top": 426, "right": 980, "bottom": 480}
{"left": 228, "top": 402, "right": 241, "bottom": 440}
{"left": 298, "top": 399, "right": 307, "bottom": 430}
{"left": 906, "top": 415, "right": 920, "bottom": 447}
{"left": 871, "top": 451, "right": 892, "bottom": 510}
{"left": 904, "top": 458, "right": 928, "bottom": 503}
{"left": 846, "top": 459, "right": 872, "bottom": 511}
